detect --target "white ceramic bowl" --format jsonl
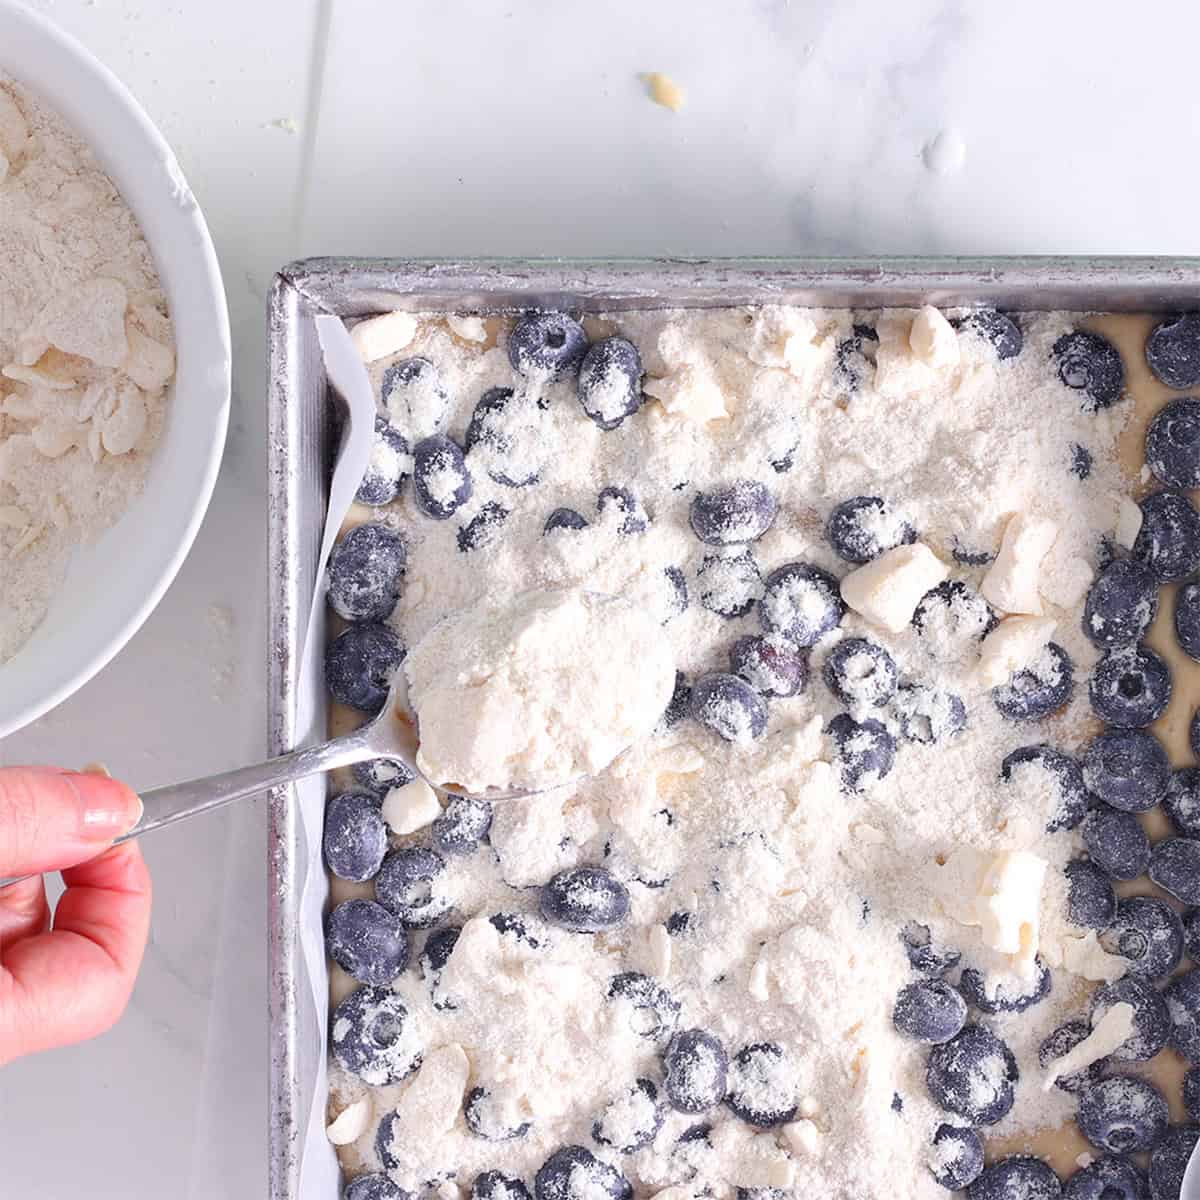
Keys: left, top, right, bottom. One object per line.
{"left": 0, "top": 1, "right": 231, "bottom": 739}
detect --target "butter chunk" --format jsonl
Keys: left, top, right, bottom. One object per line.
{"left": 977, "top": 615, "right": 1057, "bottom": 688}
{"left": 379, "top": 1044, "right": 470, "bottom": 1167}
{"left": 783, "top": 1119, "right": 821, "bottom": 1157}
{"left": 981, "top": 513, "right": 1058, "bottom": 615}
{"left": 840, "top": 543, "right": 949, "bottom": 633}
{"left": 909, "top": 305, "right": 960, "bottom": 369}
{"left": 975, "top": 850, "right": 1046, "bottom": 975}
{"left": 1114, "top": 495, "right": 1143, "bottom": 550}
{"left": 1042, "top": 1002, "right": 1134, "bottom": 1091}
{"left": 351, "top": 311, "right": 418, "bottom": 363}
{"left": 381, "top": 778, "right": 442, "bottom": 835}
{"left": 325, "top": 1097, "right": 371, "bottom": 1145}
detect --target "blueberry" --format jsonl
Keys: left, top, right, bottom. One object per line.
{"left": 827, "top": 713, "right": 897, "bottom": 791}
{"left": 924, "top": 1023, "right": 1018, "bottom": 1125}
{"left": 826, "top": 496, "right": 916, "bottom": 564}
{"left": 592, "top": 1078, "right": 663, "bottom": 1152}
{"left": 356, "top": 415, "right": 412, "bottom": 507}
{"left": 959, "top": 959, "right": 1051, "bottom": 1014}
{"left": 326, "top": 523, "right": 406, "bottom": 623}
{"left": 759, "top": 562, "right": 846, "bottom": 646}
{"left": 540, "top": 866, "right": 629, "bottom": 933}
{"left": 597, "top": 486, "right": 648, "bottom": 535}
{"left": 1165, "top": 967, "right": 1200, "bottom": 1060}
{"left": 1064, "top": 859, "right": 1118, "bottom": 929}
{"left": 544, "top": 507, "right": 589, "bottom": 534}
{"left": 913, "top": 581, "right": 997, "bottom": 650}
{"left": 1063, "top": 1156, "right": 1147, "bottom": 1200}
{"left": 1133, "top": 491, "right": 1200, "bottom": 583}
{"left": 533, "top": 1146, "right": 631, "bottom": 1200}
{"left": 723, "top": 1042, "right": 797, "bottom": 1127}
{"left": 1176, "top": 581, "right": 1200, "bottom": 661}
{"left": 953, "top": 542, "right": 995, "bottom": 567}
{"left": 472, "top": 1173, "right": 532, "bottom": 1200}
{"left": 659, "top": 672, "right": 693, "bottom": 731}
{"left": 577, "top": 336, "right": 642, "bottom": 430}
{"left": 1054, "top": 330, "right": 1125, "bottom": 410}
{"left": 1072, "top": 444, "right": 1094, "bottom": 480}
{"left": 325, "top": 622, "right": 405, "bottom": 713}
{"left": 412, "top": 434, "right": 472, "bottom": 520}
{"left": 900, "top": 921, "right": 961, "bottom": 976}
{"left": 374, "top": 1110, "right": 402, "bottom": 1172}
{"left": 375, "top": 846, "right": 453, "bottom": 929}
{"left": 1150, "top": 838, "right": 1200, "bottom": 905}
{"left": 1082, "top": 806, "right": 1151, "bottom": 880}
{"left": 1168, "top": 771, "right": 1200, "bottom": 844}
{"left": 1079, "top": 1077, "right": 1169, "bottom": 1155}
{"left": 323, "top": 791, "right": 388, "bottom": 882}
{"left": 420, "top": 924, "right": 461, "bottom": 973}
{"left": 697, "top": 551, "right": 762, "bottom": 618}
{"left": 346, "top": 1174, "right": 410, "bottom": 1200}
{"left": 1147, "top": 398, "right": 1200, "bottom": 488}
{"left": 329, "top": 985, "right": 422, "bottom": 1085}
{"left": 1147, "top": 313, "right": 1200, "bottom": 389}
{"left": 892, "top": 979, "right": 967, "bottom": 1044}
{"left": 464, "top": 386, "right": 543, "bottom": 487}
{"left": 608, "top": 972, "right": 681, "bottom": 1044}
{"left": 508, "top": 313, "right": 588, "bottom": 379}
{"left": 1100, "top": 897, "right": 1185, "bottom": 979}
{"left": 1186, "top": 909, "right": 1200, "bottom": 962}
{"left": 834, "top": 327, "right": 877, "bottom": 392}
{"left": 464, "top": 1086, "right": 532, "bottom": 1142}
{"left": 488, "top": 912, "right": 546, "bottom": 950}
{"left": 690, "top": 673, "right": 768, "bottom": 744}
{"left": 968, "top": 1157, "right": 1061, "bottom": 1200}
{"left": 662, "top": 1028, "right": 728, "bottom": 1114}
{"left": 1090, "top": 976, "right": 1170, "bottom": 1061}
{"left": 955, "top": 309, "right": 1023, "bottom": 359}
{"left": 1193, "top": 709, "right": 1200, "bottom": 760}
{"left": 822, "top": 637, "right": 899, "bottom": 709}
{"left": 1089, "top": 645, "right": 1172, "bottom": 728}
{"left": 381, "top": 356, "right": 450, "bottom": 442}
{"left": 1083, "top": 729, "right": 1170, "bottom": 812}
{"left": 729, "top": 634, "right": 808, "bottom": 698}
{"left": 992, "top": 642, "right": 1073, "bottom": 721}
{"left": 930, "top": 1124, "right": 985, "bottom": 1191}
{"left": 1149, "top": 1125, "right": 1200, "bottom": 1200}
{"left": 1001, "top": 746, "right": 1088, "bottom": 833}
{"left": 1080, "top": 560, "right": 1159, "bottom": 653}
{"left": 326, "top": 899, "right": 408, "bottom": 986}
{"left": 353, "top": 757, "right": 415, "bottom": 795}
{"left": 1039, "top": 1020, "right": 1109, "bottom": 1096}
{"left": 458, "top": 501, "right": 510, "bottom": 552}
{"left": 666, "top": 911, "right": 693, "bottom": 936}
{"left": 690, "top": 480, "right": 778, "bottom": 546}
{"left": 431, "top": 796, "right": 492, "bottom": 856}
{"left": 892, "top": 682, "right": 967, "bottom": 745}
{"left": 1186, "top": 1068, "right": 1200, "bottom": 1121}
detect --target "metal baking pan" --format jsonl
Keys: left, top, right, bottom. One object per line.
{"left": 265, "top": 255, "right": 1200, "bottom": 1200}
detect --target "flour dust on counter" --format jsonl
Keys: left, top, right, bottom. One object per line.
{"left": 316, "top": 296, "right": 1200, "bottom": 1200}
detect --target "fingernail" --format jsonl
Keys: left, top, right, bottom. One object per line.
{"left": 66, "top": 774, "right": 144, "bottom": 839}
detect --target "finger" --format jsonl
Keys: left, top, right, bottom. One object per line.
{"left": 0, "top": 841, "right": 152, "bottom": 1065}
{"left": 0, "top": 876, "right": 49, "bottom": 951}
{"left": 0, "top": 766, "right": 142, "bottom": 876}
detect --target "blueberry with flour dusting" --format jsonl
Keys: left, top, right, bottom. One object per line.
{"left": 1063, "top": 859, "right": 1117, "bottom": 929}
{"left": 592, "top": 1078, "right": 664, "bottom": 1152}
{"left": 991, "top": 642, "right": 1074, "bottom": 721}
{"left": 597, "top": 485, "right": 649, "bottom": 535}
{"left": 1146, "top": 313, "right": 1200, "bottom": 389}
{"left": 697, "top": 551, "right": 762, "bottom": 618}
{"left": 464, "top": 386, "right": 544, "bottom": 488}
{"left": 412, "top": 434, "right": 472, "bottom": 520}
{"left": 892, "top": 979, "right": 967, "bottom": 1044}
{"left": 1187, "top": 1068, "right": 1200, "bottom": 1122}
{"left": 892, "top": 682, "right": 967, "bottom": 745}
{"left": 607, "top": 972, "right": 681, "bottom": 1044}
{"left": 724, "top": 1042, "right": 799, "bottom": 1127}
{"left": 1089, "top": 645, "right": 1172, "bottom": 728}
{"left": 543, "top": 506, "right": 589, "bottom": 535}
{"left": 728, "top": 634, "right": 808, "bottom": 698}
{"left": 1053, "top": 329, "right": 1125, "bottom": 410}
{"left": 1149, "top": 1126, "right": 1200, "bottom": 1200}
{"left": 826, "top": 496, "right": 916, "bottom": 564}
{"left": 1176, "top": 580, "right": 1200, "bottom": 661}
{"left": 1165, "top": 768, "right": 1200, "bottom": 838}
{"left": 457, "top": 501, "right": 510, "bottom": 552}
{"left": 356, "top": 415, "right": 412, "bottom": 506}
{"left": 924, "top": 1023, "right": 1018, "bottom": 1125}
{"left": 828, "top": 713, "right": 896, "bottom": 791}
{"left": 464, "top": 1086, "right": 532, "bottom": 1142}
{"left": 690, "top": 673, "right": 768, "bottom": 744}
{"left": 1150, "top": 839, "right": 1200, "bottom": 906}
{"left": 1081, "top": 805, "right": 1150, "bottom": 881}
{"left": 956, "top": 309, "right": 1023, "bottom": 359}
{"left": 967, "top": 1157, "right": 1061, "bottom": 1200}
{"left": 959, "top": 959, "right": 1051, "bottom": 1015}
{"left": 1077, "top": 1076, "right": 1169, "bottom": 1154}
{"left": 374, "top": 846, "right": 453, "bottom": 929}
{"left": 1090, "top": 975, "right": 1170, "bottom": 1061}
{"left": 326, "top": 522, "right": 406, "bottom": 623}
{"left": 900, "top": 921, "right": 961, "bottom": 977}
{"left": 381, "top": 356, "right": 450, "bottom": 443}
{"left": 353, "top": 756, "right": 415, "bottom": 795}
{"left": 1147, "top": 398, "right": 1200, "bottom": 488}
{"left": 759, "top": 561, "right": 846, "bottom": 646}
{"left": 508, "top": 312, "right": 588, "bottom": 380}
{"left": 577, "top": 336, "right": 642, "bottom": 430}
{"left": 1185, "top": 909, "right": 1200, "bottom": 962}
{"left": 662, "top": 1028, "right": 729, "bottom": 1115}
{"left": 1062, "top": 1155, "right": 1147, "bottom": 1200}
{"left": 690, "top": 480, "right": 778, "bottom": 546}
{"left": 928, "top": 1124, "right": 984, "bottom": 1191}
{"left": 472, "top": 1173, "right": 532, "bottom": 1200}
{"left": 1133, "top": 490, "right": 1200, "bottom": 583}
{"left": 325, "top": 622, "right": 405, "bottom": 713}
{"left": 822, "top": 637, "right": 899, "bottom": 710}
{"left": 533, "top": 1145, "right": 632, "bottom": 1200}
{"left": 1039, "top": 1020, "right": 1109, "bottom": 1096}
{"left": 1099, "top": 896, "right": 1183, "bottom": 979}
{"left": 1000, "top": 745, "right": 1088, "bottom": 833}
{"left": 325, "top": 898, "right": 409, "bottom": 986}
{"left": 323, "top": 791, "right": 388, "bottom": 883}
{"left": 346, "top": 1174, "right": 411, "bottom": 1200}
{"left": 329, "top": 985, "right": 422, "bottom": 1086}
{"left": 540, "top": 866, "right": 630, "bottom": 933}
{"left": 1083, "top": 729, "right": 1171, "bottom": 812}
{"left": 431, "top": 796, "right": 492, "bottom": 856}
{"left": 912, "top": 581, "right": 997, "bottom": 653}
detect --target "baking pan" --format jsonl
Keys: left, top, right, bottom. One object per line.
{"left": 266, "top": 255, "right": 1200, "bottom": 1200}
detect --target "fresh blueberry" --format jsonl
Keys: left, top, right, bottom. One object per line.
{"left": 1186, "top": 1068, "right": 1200, "bottom": 1122}
{"left": 827, "top": 713, "right": 897, "bottom": 791}
{"left": 892, "top": 979, "right": 967, "bottom": 1044}
{"left": 992, "top": 642, "right": 1073, "bottom": 721}
{"left": 913, "top": 581, "right": 997, "bottom": 650}
{"left": 329, "top": 985, "right": 422, "bottom": 1086}
{"left": 822, "top": 637, "right": 899, "bottom": 709}
{"left": 1063, "top": 1155, "right": 1147, "bottom": 1200}
{"left": 544, "top": 507, "right": 589, "bottom": 534}
{"left": 1078, "top": 1077, "right": 1169, "bottom": 1154}
{"left": 540, "top": 866, "right": 630, "bottom": 933}
{"left": 326, "top": 523, "right": 406, "bottom": 623}
{"left": 323, "top": 791, "right": 387, "bottom": 883}
{"left": 968, "top": 1157, "right": 1061, "bottom": 1200}
{"left": 1150, "top": 839, "right": 1200, "bottom": 906}
{"left": 826, "top": 496, "right": 916, "bottom": 564}
{"left": 412, "top": 434, "right": 472, "bottom": 520}
{"left": 1094, "top": 558, "right": 1158, "bottom": 655}
{"left": 657, "top": 566, "right": 689, "bottom": 624}
{"left": 431, "top": 797, "right": 492, "bottom": 856}
{"left": 1147, "top": 313, "right": 1200, "bottom": 389}
{"left": 457, "top": 502, "right": 510, "bottom": 552}
{"left": 1082, "top": 805, "right": 1151, "bottom": 880}
{"left": 508, "top": 313, "right": 588, "bottom": 379}
{"left": 659, "top": 672, "right": 693, "bottom": 731}
{"left": 892, "top": 682, "right": 967, "bottom": 745}
{"left": 325, "top": 899, "right": 409, "bottom": 986}
{"left": 464, "top": 1086, "right": 532, "bottom": 1142}
{"left": 325, "top": 622, "right": 405, "bottom": 713}
{"left": 577, "top": 336, "right": 642, "bottom": 430}
{"left": 690, "top": 480, "right": 778, "bottom": 546}
{"left": 533, "top": 1146, "right": 631, "bottom": 1200}
{"left": 1147, "top": 398, "right": 1200, "bottom": 488}
{"left": 697, "top": 551, "right": 762, "bottom": 618}
{"left": 1064, "top": 859, "right": 1118, "bottom": 929}
{"left": 1185, "top": 909, "right": 1200, "bottom": 962}
{"left": 597, "top": 486, "right": 648, "bottom": 535}
{"left": 662, "top": 1029, "right": 729, "bottom": 1115}
{"left": 1083, "top": 729, "right": 1170, "bottom": 812}
{"left": 1133, "top": 491, "right": 1200, "bottom": 583}
{"left": 592, "top": 1079, "right": 663, "bottom": 1152}
{"left": 959, "top": 959, "right": 1051, "bottom": 1014}
{"left": 956, "top": 309, "right": 1023, "bottom": 360}
{"left": 374, "top": 1110, "right": 401, "bottom": 1171}
{"left": 1089, "top": 645, "right": 1173, "bottom": 728}
{"left": 471, "top": 1173, "right": 532, "bottom": 1200}
{"left": 1149, "top": 1125, "right": 1200, "bottom": 1200}
{"left": 375, "top": 846, "right": 453, "bottom": 929}
{"left": 900, "top": 921, "right": 961, "bottom": 976}
{"left": 464, "top": 386, "right": 543, "bottom": 488}
{"left": 666, "top": 911, "right": 693, "bottom": 936}
{"left": 724, "top": 1043, "right": 798, "bottom": 1127}
{"left": 1039, "top": 1020, "right": 1109, "bottom": 1096}
{"left": 834, "top": 326, "right": 877, "bottom": 392}
{"left": 690, "top": 673, "right": 768, "bottom": 744}
{"left": 353, "top": 757, "right": 415, "bottom": 795}
{"left": 1100, "top": 896, "right": 1184, "bottom": 979}
{"left": 1176, "top": 581, "right": 1200, "bottom": 661}
{"left": 729, "top": 634, "right": 808, "bottom": 698}
{"left": 356, "top": 415, "right": 412, "bottom": 507}
{"left": 346, "top": 1174, "right": 410, "bottom": 1200}
{"left": 924, "top": 1023, "right": 1018, "bottom": 1125}
{"left": 1072, "top": 444, "right": 1094, "bottom": 480}
{"left": 759, "top": 562, "right": 846, "bottom": 646}
{"left": 488, "top": 912, "right": 546, "bottom": 950}
{"left": 930, "top": 1124, "right": 985, "bottom": 1191}
{"left": 1054, "top": 330, "right": 1125, "bottom": 410}
{"left": 608, "top": 973, "right": 681, "bottom": 1044}
{"left": 1001, "top": 746, "right": 1088, "bottom": 833}
{"left": 420, "top": 924, "right": 461, "bottom": 974}
{"left": 1090, "top": 976, "right": 1170, "bottom": 1061}
{"left": 380, "top": 356, "right": 450, "bottom": 442}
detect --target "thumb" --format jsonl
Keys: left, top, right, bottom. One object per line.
{"left": 0, "top": 767, "right": 142, "bottom": 876}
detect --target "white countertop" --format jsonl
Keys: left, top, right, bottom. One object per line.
{"left": 2, "top": 1, "right": 1199, "bottom": 1196}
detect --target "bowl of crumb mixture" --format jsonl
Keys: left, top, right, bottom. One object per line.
{"left": 0, "top": 2, "right": 230, "bottom": 737}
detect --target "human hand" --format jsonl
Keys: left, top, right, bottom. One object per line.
{"left": 0, "top": 766, "right": 151, "bottom": 1065}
